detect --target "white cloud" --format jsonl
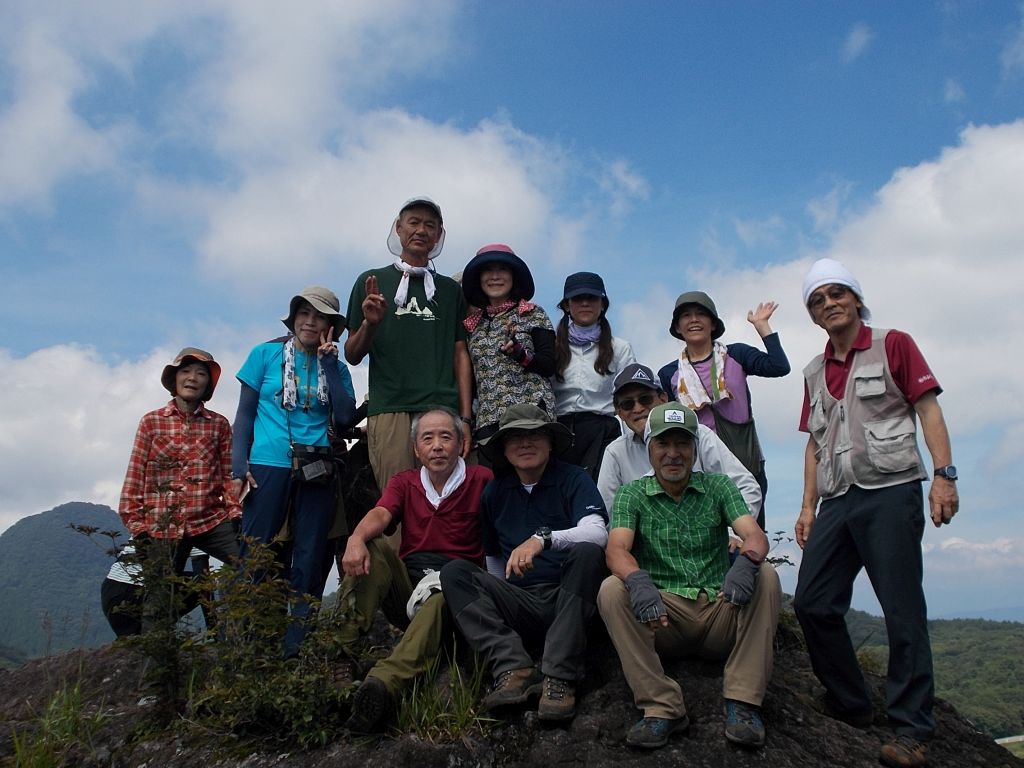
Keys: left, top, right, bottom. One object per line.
{"left": 841, "top": 22, "right": 874, "bottom": 64}
{"left": 599, "top": 159, "right": 650, "bottom": 218}
{"left": 733, "top": 215, "right": 785, "bottom": 248}
{"left": 1001, "top": 3, "right": 1024, "bottom": 78}
{"left": 0, "top": 25, "right": 129, "bottom": 208}
{"left": 805, "top": 180, "right": 854, "bottom": 234}
{"left": 943, "top": 77, "right": 966, "bottom": 103}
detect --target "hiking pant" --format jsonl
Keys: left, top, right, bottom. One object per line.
{"left": 793, "top": 482, "right": 935, "bottom": 740}
{"left": 597, "top": 563, "right": 780, "bottom": 719}
{"left": 441, "top": 542, "right": 607, "bottom": 682}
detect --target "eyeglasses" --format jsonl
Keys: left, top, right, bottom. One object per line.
{"left": 616, "top": 393, "right": 657, "bottom": 411}
{"left": 807, "top": 284, "right": 851, "bottom": 311}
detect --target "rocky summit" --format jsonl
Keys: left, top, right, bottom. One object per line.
{"left": 0, "top": 616, "right": 1019, "bottom": 768}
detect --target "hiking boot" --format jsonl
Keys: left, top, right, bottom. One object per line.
{"left": 481, "top": 666, "right": 543, "bottom": 711}
{"left": 537, "top": 676, "right": 576, "bottom": 721}
{"left": 625, "top": 715, "right": 690, "bottom": 749}
{"left": 880, "top": 734, "right": 928, "bottom": 768}
{"left": 344, "top": 676, "right": 392, "bottom": 733}
{"left": 723, "top": 699, "right": 766, "bottom": 748}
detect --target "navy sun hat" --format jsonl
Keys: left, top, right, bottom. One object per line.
{"left": 559, "top": 271, "right": 609, "bottom": 311}
{"left": 462, "top": 244, "right": 535, "bottom": 308}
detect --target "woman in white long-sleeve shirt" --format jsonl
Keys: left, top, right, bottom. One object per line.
{"left": 551, "top": 271, "right": 635, "bottom": 482}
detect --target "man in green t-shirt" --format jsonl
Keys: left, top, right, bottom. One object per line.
{"left": 345, "top": 197, "right": 473, "bottom": 489}
{"left": 597, "top": 402, "right": 781, "bottom": 751}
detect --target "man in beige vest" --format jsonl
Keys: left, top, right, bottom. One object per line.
{"left": 793, "top": 258, "right": 958, "bottom": 768}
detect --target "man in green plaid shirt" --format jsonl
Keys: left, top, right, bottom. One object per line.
{"left": 597, "top": 402, "right": 781, "bottom": 751}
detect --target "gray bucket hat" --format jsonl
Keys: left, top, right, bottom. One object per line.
{"left": 670, "top": 291, "right": 725, "bottom": 340}
{"left": 478, "top": 403, "right": 574, "bottom": 462}
{"left": 282, "top": 286, "right": 346, "bottom": 340}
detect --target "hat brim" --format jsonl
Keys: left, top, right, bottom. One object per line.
{"left": 161, "top": 357, "right": 222, "bottom": 401}
{"left": 462, "top": 251, "right": 535, "bottom": 308}
{"left": 478, "top": 420, "right": 574, "bottom": 462}
{"left": 669, "top": 303, "right": 725, "bottom": 340}
{"left": 282, "top": 295, "right": 347, "bottom": 340}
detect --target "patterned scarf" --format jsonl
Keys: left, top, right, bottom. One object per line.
{"left": 674, "top": 341, "right": 732, "bottom": 411}
{"left": 393, "top": 258, "right": 437, "bottom": 308}
{"left": 281, "top": 337, "right": 329, "bottom": 411}
{"left": 463, "top": 299, "right": 536, "bottom": 333}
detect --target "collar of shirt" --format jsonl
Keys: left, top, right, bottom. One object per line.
{"left": 823, "top": 321, "right": 871, "bottom": 361}
{"left": 158, "top": 399, "right": 211, "bottom": 420}
{"left": 640, "top": 472, "right": 710, "bottom": 499}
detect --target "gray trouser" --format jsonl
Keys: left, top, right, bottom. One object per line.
{"left": 440, "top": 542, "right": 607, "bottom": 681}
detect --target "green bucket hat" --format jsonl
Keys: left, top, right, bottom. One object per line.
{"left": 670, "top": 290, "right": 725, "bottom": 340}
{"left": 478, "top": 403, "right": 574, "bottom": 462}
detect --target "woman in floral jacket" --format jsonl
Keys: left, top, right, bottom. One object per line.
{"left": 462, "top": 244, "right": 556, "bottom": 459}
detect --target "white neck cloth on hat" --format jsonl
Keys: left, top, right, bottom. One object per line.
{"left": 392, "top": 258, "right": 437, "bottom": 308}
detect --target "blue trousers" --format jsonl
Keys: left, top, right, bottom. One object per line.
{"left": 240, "top": 464, "right": 334, "bottom": 657}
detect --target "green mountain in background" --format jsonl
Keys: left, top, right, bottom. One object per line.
{"left": 0, "top": 502, "right": 125, "bottom": 658}
{"left": 843, "top": 604, "right": 1024, "bottom": 738}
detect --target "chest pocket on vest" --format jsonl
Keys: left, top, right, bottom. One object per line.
{"left": 862, "top": 415, "right": 918, "bottom": 473}
{"left": 806, "top": 389, "right": 829, "bottom": 442}
{"left": 853, "top": 363, "right": 886, "bottom": 398}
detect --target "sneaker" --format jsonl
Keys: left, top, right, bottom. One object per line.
{"left": 344, "top": 677, "right": 392, "bottom": 733}
{"left": 481, "top": 667, "right": 543, "bottom": 711}
{"left": 537, "top": 677, "right": 576, "bottom": 721}
{"left": 723, "top": 699, "right": 766, "bottom": 748}
{"left": 625, "top": 715, "right": 690, "bottom": 749}
{"left": 879, "top": 735, "right": 928, "bottom": 768}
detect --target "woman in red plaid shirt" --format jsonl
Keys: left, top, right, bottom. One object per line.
{"left": 118, "top": 348, "right": 241, "bottom": 618}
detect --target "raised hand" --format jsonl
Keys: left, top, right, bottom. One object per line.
{"left": 317, "top": 326, "right": 337, "bottom": 360}
{"left": 362, "top": 274, "right": 387, "bottom": 326}
{"left": 746, "top": 301, "right": 779, "bottom": 337}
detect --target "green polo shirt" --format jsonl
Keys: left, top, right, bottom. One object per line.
{"left": 611, "top": 473, "right": 747, "bottom": 601}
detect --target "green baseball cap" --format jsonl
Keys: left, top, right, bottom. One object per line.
{"left": 643, "top": 402, "right": 699, "bottom": 444}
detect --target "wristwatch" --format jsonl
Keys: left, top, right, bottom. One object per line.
{"left": 934, "top": 465, "right": 958, "bottom": 482}
{"left": 533, "top": 526, "right": 553, "bottom": 550}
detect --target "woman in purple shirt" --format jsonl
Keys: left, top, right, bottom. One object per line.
{"left": 657, "top": 291, "right": 789, "bottom": 529}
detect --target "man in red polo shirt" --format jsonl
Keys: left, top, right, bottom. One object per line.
{"left": 336, "top": 407, "right": 492, "bottom": 733}
{"left": 792, "top": 258, "right": 958, "bottom": 768}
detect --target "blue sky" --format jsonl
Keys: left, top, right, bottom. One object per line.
{"left": 2, "top": 1, "right": 1023, "bottom": 618}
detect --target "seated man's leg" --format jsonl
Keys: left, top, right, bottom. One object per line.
{"left": 597, "top": 575, "right": 687, "bottom": 720}
{"left": 717, "top": 562, "right": 781, "bottom": 706}
{"left": 440, "top": 559, "right": 546, "bottom": 707}
{"left": 346, "top": 592, "right": 451, "bottom": 733}
{"left": 536, "top": 542, "right": 608, "bottom": 720}
{"left": 366, "top": 592, "right": 448, "bottom": 694}
{"left": 792, "top": 491, "right": 874, "bottom": 720}
{"left": 336, "top": 538, "right": 412, "bottom": 652}
{"left": 541, "top": 542, "right": 607, "bottom": 681}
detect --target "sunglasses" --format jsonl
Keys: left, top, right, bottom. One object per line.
{"left": 616, "top": 393, "right": 657, "bottom": 411}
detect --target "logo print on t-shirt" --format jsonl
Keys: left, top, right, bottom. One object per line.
{"left": 395, "top": 297, "right": 436, "bottom": 320}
